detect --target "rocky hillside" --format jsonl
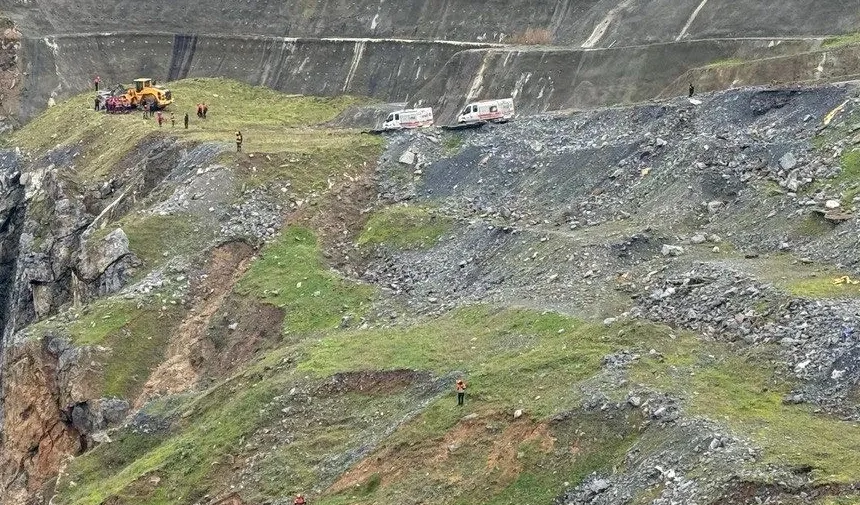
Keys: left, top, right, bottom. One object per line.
{"left": 1, "top": 77, "right": 860, "bottom": 505}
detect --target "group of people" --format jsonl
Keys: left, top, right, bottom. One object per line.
{"left": 196, "top": 102, "right": 209, "bottom": 119}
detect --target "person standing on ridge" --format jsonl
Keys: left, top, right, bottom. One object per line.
{"left": 184, "top": 112, "right": 189, "bottom": 129}
{"left": 94, "top": 75, "right": 100, "bottom": 92}
{"left": 688, "top": 82, "right": 695, "bottom": 98}
{"left": 235, "top": 131, "right": 243, "bottom": 152}
{"left": 170, "top": 112, "right": 175, "bottom": 128}
{"left": 456, "top": 378, "right": 467, "bottom": 406}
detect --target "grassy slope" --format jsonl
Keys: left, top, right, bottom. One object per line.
{"left": 37, "top": 81, "right": 860, "bottom": 505}
{"left": 358, "top": 205, "right": 455, "bottom": 250}
{"left": 9, "top": 78, "right": 372, "bottom": 184}
{"left": 32, "top": 296, "right": 184, "bottom": 398}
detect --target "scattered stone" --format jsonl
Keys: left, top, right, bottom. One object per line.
{"left": 661, "top": 244, "right": 684, "bottom": 257}
{"left": 707, "top": 201, "right": 724, "bottom": 214}
{"left": 779, "top": 152, "right": 798, "bottom": 171}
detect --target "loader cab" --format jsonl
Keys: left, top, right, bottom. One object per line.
{"left": 134, "top": 78, "right": 153, "bottom": 92}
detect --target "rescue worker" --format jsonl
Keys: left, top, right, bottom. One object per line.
{"left": 196, "top": 103, "right": 203, "bottom": 118}
{"left": 156, "top": 111, "right": 163, "bottom": 127}
{"left": 170, "top": 112, "right": 175, "bottom": 127}
{"left": 94, "top": 97, "right": 100, "bottom": 111}
{"left": 184, "top": 112, "right": 189, "bottom": 129}
{"left": 294, "top": 494, "right": 306, "bottom": 505}
{"left": 202, "top": 102, "right": 208, "bottom": 119}
{"left": 94, "top": 75, "right": 100, "bottom": 92}
{"left": 456, "top": 378, "right": 466, "bottom": 406}
{"left": 143, "top": 102, "right": 150, "bottom": 119}
{"left": 235, "top": 130, "right": 243, "bottom": 152}
{"left": 688, "top": 82, "right": 695, "bottom": 98}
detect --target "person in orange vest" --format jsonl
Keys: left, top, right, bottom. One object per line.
{"left": 294, "top": 494, "right": 306, "bottom": 505}
{"left": 456, "top": 378, "right": 466, "bottom": 406}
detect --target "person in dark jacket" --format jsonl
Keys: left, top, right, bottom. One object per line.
{"left": 184, "top": 112, "right": 189, "bottom": 129}
{"left": 235, "top": 131, "right": 243, "bottom": 152}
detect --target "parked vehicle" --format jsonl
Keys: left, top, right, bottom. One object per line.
{"left": 382, "top": 107, "right": 434, "bottom": 130}
{"left": 457, "top": 98, "right": 514, "bottom": 124}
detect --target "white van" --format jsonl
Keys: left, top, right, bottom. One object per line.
{"left": 382, "top": 108, "right": 434, "bottom": 130}
{"left": 457, "top": 98, "right": 515, "bottom": 124}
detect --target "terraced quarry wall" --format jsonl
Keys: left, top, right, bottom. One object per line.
{"left": 3, "top": 0, "right": 859, "bottom": 45}
{"left": 15, "top": 33, "right": 824, "bottom": 124}
{"left": 16, "top": 34, "right": 492, "bottom": 122}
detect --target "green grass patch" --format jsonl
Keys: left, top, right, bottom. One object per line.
{"left": 442, "top": 133, "right": 464, "bottom": 152}
{"left": 838, "top": 149, "right": 860, "bottom": 182}
{"left": 785, "top": 276, "right": 860, "bottom": 298}
{"left": 633, "top": 334, "right": 860, "bottom": 483}
{"left": 703, "top": 57, "right": 745, "bottom": 69}
{"left": 225, "top": 133, "right": 382, "bottom": 192}
{"left": 300, "top": 308, "right": 666, "bottom": 417}
{"left": 236, "top": 226, "right": 375, "bottom": 333}
{"left": 59, "top": 374, "right": 283, "bottom": 505}
{"left": 10, "top": 78, "right": 370, "bottom": 184}
{"left": 822, "top": 32, "right": 860, "bottom": 49}
{"left": 358, "top": 205, "right": 454, "bottom": 250}
{"left": 65, "top": 297, "right": 184, "bottom": 398}
{"left": 120, "top": 213, "right": 201, "bottom": 269}
{"left": 794, "top": 213, "right": 833, "bottom": 237}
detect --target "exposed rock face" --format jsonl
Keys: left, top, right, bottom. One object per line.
{"left": 0, "top": 338, "right": 80, "bottom": 504}
{"left": 0, "top": 19, "right": 21, "bottom": 134}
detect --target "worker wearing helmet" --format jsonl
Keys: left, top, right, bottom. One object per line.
{"left": 294, "top": 494, "right": 306, "bottom": 505}
{"left": 456, "top": 378, "right": 467, "bottom": 406}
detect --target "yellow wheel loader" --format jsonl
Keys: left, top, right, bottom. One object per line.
{"left": 120, "top": 78, "right": 173, "bottom": 110}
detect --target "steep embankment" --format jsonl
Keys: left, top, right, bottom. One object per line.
{"left": 3, "top": 78, "right": 860, "bottom": 505}
{"left": 14, "top": 32, "right": 840, "bottom": 125}
{"left": 4, "top": 0, "right": 860, "bottom": 125}
{"left": 3, "top": 0, "right": 859, "bottom": 46}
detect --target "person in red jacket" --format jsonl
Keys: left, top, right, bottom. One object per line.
{"left": 456, "top": 378, "right": 467, "bottom": 406}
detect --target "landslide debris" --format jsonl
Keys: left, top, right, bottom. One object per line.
{"left": 4, "top": 80, "right": 860, "bottom": 505}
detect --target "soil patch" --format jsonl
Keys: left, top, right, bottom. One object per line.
{"left": 316, "top": 369, "right": 430, "bottom": 396}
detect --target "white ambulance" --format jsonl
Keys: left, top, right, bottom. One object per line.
{"left": 456, "top": 98, "right": 515, "bottom": 124}
{"left": 381, "top": 107, "right": 435, "bottom": 130}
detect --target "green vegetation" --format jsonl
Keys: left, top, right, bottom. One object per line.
{"left": 822, "top": 32, "right": 860, "bottom": 49}
{"left": 793, "top": 213, "right": 833, "bottom": 237}
{"left": 786, "top": 276, "right": 860, "bottom": 298}
{"left": 442, "top": 133, "right": 464, "bottom": 152}
{"left": 632, "top": 334, "right": 860, "bottom": 483}
{"left": 838, "top": 149, "right": 860, "bottom": 183}
{"left": 9, "top": 78, "right": 369, "bottom": 184}
{"left": 224, "top": 134, "right": 382, "bottom": 193}
{"left": 704, "top": 57, "right": 745, "bottom": 69}
{"left": 358, "top": 205, "right": 454, "bottom": 250}
{"left": 236, "top": 226, "right": 375, "bottom": 333}
{"left": 300, "top": 308, "right": 661, "bottom": 417}
{"left": 63, "top": 297, "right": 183, "bottom": 397}
{"left": 96, "top": 213, "right": 202, "bottom": 269}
